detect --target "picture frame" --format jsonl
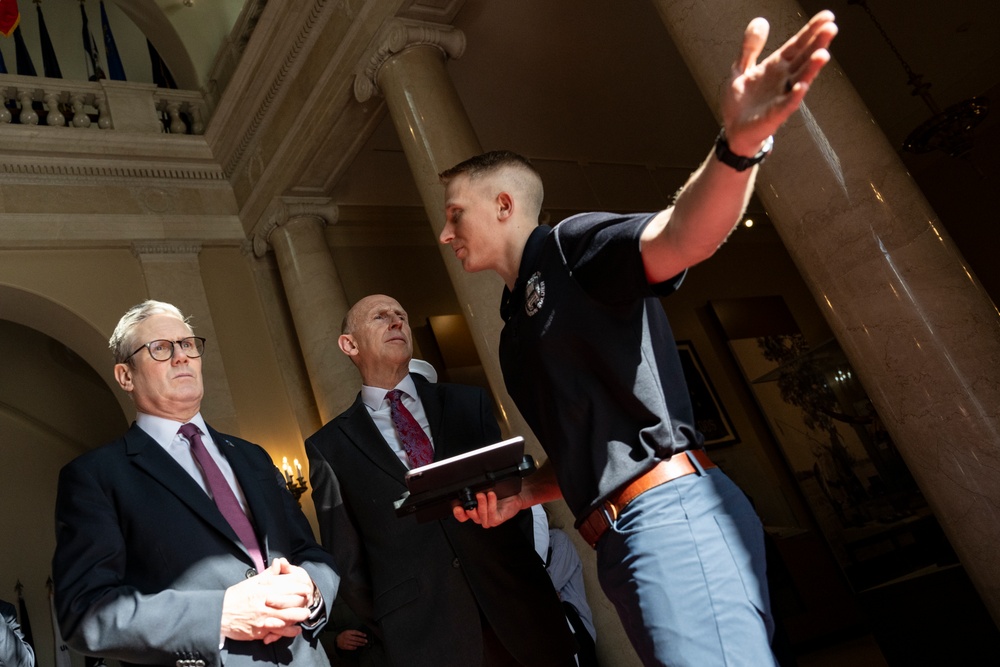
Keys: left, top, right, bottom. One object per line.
{"left": 676, "top": 340, "right": 739, "bottom": 447}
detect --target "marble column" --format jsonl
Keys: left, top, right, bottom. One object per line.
{"left": 132, "top": 241, "right": 240, "bottom": 436}
{"left": 354, "top": 18, "right": 641, "bottom": 666}
{"left": 651, "top": 0, "right": 1000, "bottom": 623}
{"left": 354, "top": 18, "right": 517, "bottom": 436}
{"left": 253, "top": 197, "right": 358, "bottom": 424}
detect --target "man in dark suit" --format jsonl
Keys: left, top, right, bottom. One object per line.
{"left": 305, "top": 294, "right": 575, "bottom": 667}
{"left": 52, "top": 300, "right": 338, "bottom": 667}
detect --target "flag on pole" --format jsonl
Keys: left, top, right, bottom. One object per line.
{"left": 13, "top": 25, "right": 35, "bottom": 75}
{"left": 99, "top": 0, "right": 124, "bottom": 80}
{"left": 147, "top": 39, "right": 176, "bottom": 89}
{"left": 37, "top": 1, "right": 62, "bottom": 78}
{"left": 80, "top": 0, "right": 105, "bottom": 80}
{"left": 47, "top": 577, "right": 72, "bottom": 667}
{"left": 0, "top": 47, "right": 8, "bottom": 73}
{"left": 14, "top": 580, "right": 35, "bottom": 650}
{"left": 0, "top": 0, "right": 19, "bottom": 37}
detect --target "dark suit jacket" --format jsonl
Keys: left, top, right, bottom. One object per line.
{"left": 305, "top": 375, "right": 575, "bottom": 667}
{"left": 52, "top": 422, "right": 338, "bottom": 667}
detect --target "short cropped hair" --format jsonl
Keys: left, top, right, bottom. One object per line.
{"left": 438, "top": 150, "right": 540, "bottom": 185}
{"left": 440, "top": 150, "right": 545, "bottom": 218}
{"left": 109, "top": 300, "right": 192, "bottom": 364}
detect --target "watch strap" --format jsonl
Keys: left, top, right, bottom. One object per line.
{"left": 714, "top": 129, "right": 773, "bottom": 171}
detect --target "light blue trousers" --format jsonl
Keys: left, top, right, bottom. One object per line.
{"left": 596, "top": 465, "right": 777, "bottom": 667}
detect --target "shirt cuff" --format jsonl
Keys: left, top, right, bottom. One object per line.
{"left": 300, "top": 585, "right": 325, "bottom": 630}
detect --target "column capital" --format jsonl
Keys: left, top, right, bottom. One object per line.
{"left": 354, "top": 18, "right": 466, "bottom": 103}
{"left": 251, "top": 196, "right": 340, "bottom": 257}
{"left": 130, "top": 241, "right": 203, "bottom": 258}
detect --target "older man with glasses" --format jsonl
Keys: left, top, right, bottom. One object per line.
{"left": 52, "top": 300, "right": 338, "bottom": 667}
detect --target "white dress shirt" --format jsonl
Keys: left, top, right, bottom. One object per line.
{"left": 361, "top": 374, "right": 435, "bottom": 469}
{"left": 136, "top": 411, "right": 253, "bottom": 515}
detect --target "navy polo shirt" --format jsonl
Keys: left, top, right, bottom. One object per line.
{"left": 499, "top": 213, "right": 702, "bottom": 523}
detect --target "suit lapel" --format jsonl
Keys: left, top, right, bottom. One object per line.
{"left": 210, "top": 427, "right": 277, "bottom": 566}
{"left": 339, "top": 395, "right": 409, "bottom": 482}
{"left": 125, "top": 423, "right": 245, "bottom": 552}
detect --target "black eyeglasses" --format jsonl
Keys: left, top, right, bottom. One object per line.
{"left": 125, "top": 337, "right": 206, "bottom": 363}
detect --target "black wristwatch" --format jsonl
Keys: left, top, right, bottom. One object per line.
{"left": 714, "top": 129, "right": 774, "bottom": 171}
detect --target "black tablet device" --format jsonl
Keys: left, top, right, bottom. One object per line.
{"left": 393, "top": 436, "right": 536, "bottom": 522}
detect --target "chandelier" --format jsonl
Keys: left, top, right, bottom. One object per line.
{"left": 849, "top": 0, "right": 989, "bottom": 159}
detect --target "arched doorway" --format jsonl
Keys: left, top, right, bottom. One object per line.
{"left": 0, "top": 288, "right": 127, "bottom": 667}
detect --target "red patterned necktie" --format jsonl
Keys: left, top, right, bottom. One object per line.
{"left": 179, "top": 423, "right": 266, "bottom": 574}
{"left": 387, "top": 389, "right": 434, "bottom": 468}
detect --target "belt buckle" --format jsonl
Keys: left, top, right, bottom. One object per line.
{"left": 603, "top": 500, "right": 620, "bottom": 523}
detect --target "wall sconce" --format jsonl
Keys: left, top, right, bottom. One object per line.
{"left": 282, "top": 456, "right": 308, "bottom": 506}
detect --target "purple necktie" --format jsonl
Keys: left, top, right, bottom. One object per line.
{"left": 179, "top": 423, "right": 266, "bottom": 574}
{"left": 387, "top": 389, "right": 434, "bottom": 468}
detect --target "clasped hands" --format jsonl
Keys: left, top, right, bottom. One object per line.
{"left": 221, "top": 558, "right": 318, "bottom": 645}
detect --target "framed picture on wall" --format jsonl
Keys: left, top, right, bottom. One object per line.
{"left": 676, "top": 340, "right": 739, "bottom": 447}
{"left": 709, "top": 295, "right": 947, "bottom": 592}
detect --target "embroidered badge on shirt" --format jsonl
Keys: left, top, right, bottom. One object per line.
{"left": 525, "top": 271, "right": 545, "bottom": 316}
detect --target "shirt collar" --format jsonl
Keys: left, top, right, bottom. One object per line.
{"left": 501, "top": 224, "right": 553, "bottom": 321}
{"left": 361, "top": 373, "right": 419, "bottom": 412}
{"left": 136, "top": 411, "right": 209, "bottom": 448}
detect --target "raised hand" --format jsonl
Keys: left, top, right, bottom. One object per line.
{"left": 722, "top": 10, "right": 838, "bottom": 156}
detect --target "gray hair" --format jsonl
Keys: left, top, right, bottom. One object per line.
{"left": 109, "top": 300, "right": 192, "bottom": 364}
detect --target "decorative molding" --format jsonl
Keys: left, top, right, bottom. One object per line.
{"left": 223, "top": 0, "right": 331, "bottom": 177}
{"left": 0, "top": 161, "right": 227, "bottom": 183}
{"left": 250, "top": 196, "right": 339, "bottom": 258}
{"left": 0, "top": 214, "right": 245, "bottom": 249}
{"left": 133, "top": 187, "right": 174, "bottom": 214}
{"left": 354, "top": 18, "right": 466, "bottom": 103}
{"left": 131, "top": 241, "right": 204, "bottom": 258}
{"left": 398, "top": 0, "right": 465, "bottom": 23}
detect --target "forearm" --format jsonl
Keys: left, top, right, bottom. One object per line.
{"left": 520, "top": 459, "right": 563, "bottom": 507}
{"left": 641, "top": 146, "right": 757, "bottom": 284}
{"left": 642, "top": 10, "right": 838, "bottom": 284}
{"left": 62, "top": 588, "right": 223, "bottom": 665}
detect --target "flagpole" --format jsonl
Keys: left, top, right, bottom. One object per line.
{"left": 47, "top": 577, "right": 72, "bottom": 667}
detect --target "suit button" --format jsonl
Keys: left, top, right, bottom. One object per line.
{"left": 245, "top": 568, "right": 258, "bottom": 579}
{"left": 452, "top": 558, "right": 461, "bottom": 569}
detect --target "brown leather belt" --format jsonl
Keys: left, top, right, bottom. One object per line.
{"left": 578, "top": 450, "right": 716, "bottom": 549}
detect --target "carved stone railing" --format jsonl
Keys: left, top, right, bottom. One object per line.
{"left": 0, "top": 74, "right": 208, "bottom": 135}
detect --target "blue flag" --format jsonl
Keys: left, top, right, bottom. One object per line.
{"left": 37, "top": 3, "right": 61, "bottom": 78}
{"left": 13, "top": 24, "right": 35, "bottom": 76}
{"left": 99, "top": 0, "right": 125, "bottom": 81}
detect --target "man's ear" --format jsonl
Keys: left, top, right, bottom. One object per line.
{"left": 338, "top": 334, "right": 358, "bottom": 357}
{"left": 114, "top": 363, "right": 134, "bottom": 392}
{"left": 497, "top": 191, "right": 514, "bottom": 221}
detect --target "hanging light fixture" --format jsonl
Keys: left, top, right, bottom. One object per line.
{"left": 849, "top": 0, "right": 989, "bottom": 159}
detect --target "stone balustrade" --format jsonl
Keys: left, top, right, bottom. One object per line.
{"left": 0, "top": 74, "right": 208, "bottom": 135}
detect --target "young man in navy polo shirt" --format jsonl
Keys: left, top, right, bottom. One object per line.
{"left": 439, "top": 11, "right": 838, "bottom": 667}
